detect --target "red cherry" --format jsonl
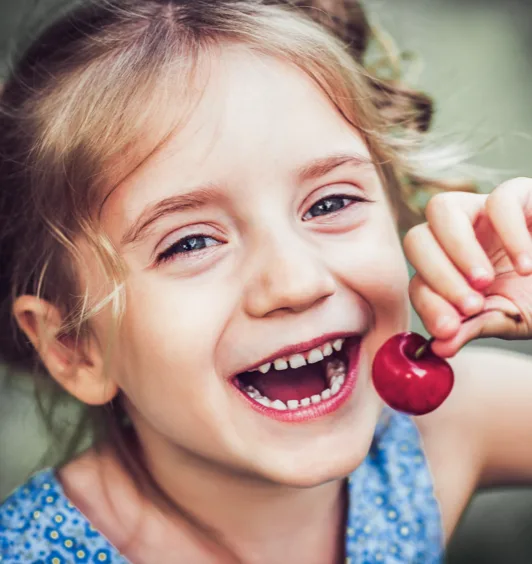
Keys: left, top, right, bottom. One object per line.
{"left": 372, "top": 332, "right": 454, "bottom": 416}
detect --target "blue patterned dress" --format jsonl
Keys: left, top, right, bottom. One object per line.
{"left": 0, "top": 410, "right": 444, "bottom": 563}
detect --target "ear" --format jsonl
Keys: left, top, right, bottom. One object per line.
{"left": 13, "top": 295, "right": 118, "bottom": 406}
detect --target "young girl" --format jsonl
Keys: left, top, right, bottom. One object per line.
{"left": 0, "top": 0, "right": 531, "bottom": 562}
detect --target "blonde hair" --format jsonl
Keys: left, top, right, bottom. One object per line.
{"left": 0, "top": 0, "right": 473, "bottom": 494}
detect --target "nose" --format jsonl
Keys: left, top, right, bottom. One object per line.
{"left": 243, "top": 232, "right": 336, "bottom": 318}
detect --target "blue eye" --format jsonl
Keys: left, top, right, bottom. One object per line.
{"left": 157, "top": 235, "right": 220, "bottom": 264}
{"left": 303, "top": 195, "right": 366, "bottom": 221}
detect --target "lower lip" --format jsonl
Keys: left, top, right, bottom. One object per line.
{"left": 235, "top": 338, "right": 362, "bottom": 423}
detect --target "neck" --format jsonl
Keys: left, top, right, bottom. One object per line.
{"left": 136, "top": 434, "right": 348, "bottom": 564}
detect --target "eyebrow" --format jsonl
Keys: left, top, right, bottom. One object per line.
{"left": 121, "top": 152, "right": 373, "bottom": 246}
{"left": 121, "top": 185, "right": 221, "bottom": 246}
{"left": 297, "top": 152, "right": 374, "bottom": 183}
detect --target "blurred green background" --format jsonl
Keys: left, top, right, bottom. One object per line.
{"left": 1, "top": 0, "right": 532, "bottom": 562}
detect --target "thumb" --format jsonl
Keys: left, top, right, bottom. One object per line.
{"left": 430, "top": 304, "right": 523, "bottom": 358}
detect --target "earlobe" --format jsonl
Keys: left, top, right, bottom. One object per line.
{"left": 13, "top": 295, "right": 118, "bottom": 406}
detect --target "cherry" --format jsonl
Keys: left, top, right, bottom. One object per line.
{"left": 372, "top": 310, "right": 523, "bottom": 416}
{"left": 372, "top": 332, "right": 453, "bottom": 416}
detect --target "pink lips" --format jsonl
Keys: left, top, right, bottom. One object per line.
{"left": 232, "top": 331, "right": 361, "bottom": 377}
{"left": 235, "top": 337, "right": 362, "bottom": 423}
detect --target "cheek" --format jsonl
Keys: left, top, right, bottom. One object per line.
{"left": 110, "top": 272, "right": 235, "bottom": 397}
{"left": 335, "top": 213, "right": 409, "bottom": 311}
{"left": 356, "top": 243, "right": 410, "bottom": 311}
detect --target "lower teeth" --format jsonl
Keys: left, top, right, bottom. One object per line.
{"left": 242, "top": 359, "right": 346, "bottom": 411}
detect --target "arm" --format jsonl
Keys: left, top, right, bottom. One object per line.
{"left": 456, "top": 346, "right": 532, "bottom": 488}
{"left": 416, "top": 345, "right": 532, "bottom": 541}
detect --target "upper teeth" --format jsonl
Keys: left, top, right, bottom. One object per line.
{"left": 252, "top": 339, "right": 345, "bottom": 375}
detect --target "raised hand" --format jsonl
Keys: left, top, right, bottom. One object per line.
{"left": 404, "top": 177, "right": 532, "bottom": 358}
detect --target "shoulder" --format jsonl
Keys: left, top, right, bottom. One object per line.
{"left": 417, "top": 344, "right": 532, "bottom": 450}
{"left": 0, "top": 465, "right": 120, "bottom": 563}
{"left": 418, "top": 344, "right": 532, "bottom": 447}
{"left": 0, "top": 469, "right": 63, "bottom": 560}
{"left": 416, "top": 345, "right": 532, "bottom": 540}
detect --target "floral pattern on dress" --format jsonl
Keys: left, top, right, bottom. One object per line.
{"left": 1, "top": 409, "right": 443, "bottom": 563}
{"left": 345, "top": 409, "right": 444, "bottom": 563}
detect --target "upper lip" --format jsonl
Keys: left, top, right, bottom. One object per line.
{"left": 232, "top": 331, "right": 361, "bottom": 377}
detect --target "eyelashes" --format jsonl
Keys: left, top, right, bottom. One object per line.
{"left": 156, "top": 234, "right": 222, "bottom": 265}
{"left": 302, "top": 194, "right": 370, "bottom": 221}
{"left": 155, "top": 193, "right": 372, "bottom": 266}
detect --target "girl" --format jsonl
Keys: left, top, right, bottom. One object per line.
{"left": 1, "top": 0, "right": 531, "bottom": 562}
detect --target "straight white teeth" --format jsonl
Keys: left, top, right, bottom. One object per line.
{"left": 241, "top": 367, "right": 347, "bottom": 411}
{"left": 252, "top": 338, "right": 346, "bottom": 375}
{"left": 288, "top": 354, "right": 306, "bottom": 369}
{"left": 271, "top": 399, "right": 287, "bottom": 410}
{"left": 258, "top": 363, "right": 271, "bottom": 374}
{"left": 307, "top": 349, "right": 324, "bottom": 364}
{"left": 274, "top": 359, "right": 288, "bottom": 371}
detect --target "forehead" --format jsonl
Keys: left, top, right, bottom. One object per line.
{"left": 102, "top": 47, "right": 372, "bottom": 219}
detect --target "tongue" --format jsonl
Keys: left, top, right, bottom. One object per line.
{"left": 249, "top": 364, "right": 326, "bottom": 403}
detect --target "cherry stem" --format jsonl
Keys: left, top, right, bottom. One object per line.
{"left": 414, "top": 309, "right": 523, "bottom": 360}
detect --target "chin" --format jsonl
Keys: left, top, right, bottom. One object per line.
{"left": 248, "top": 402, "right": 382, "bottom": 489}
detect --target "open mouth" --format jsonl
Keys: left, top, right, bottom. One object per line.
{"left": 233, "top": 335, "right": 361, "bottom": 422}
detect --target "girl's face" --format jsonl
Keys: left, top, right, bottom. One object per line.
{"left": 95, "top": 47, "right": 410, "bottom": 486}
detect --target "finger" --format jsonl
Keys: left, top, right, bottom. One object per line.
{"left": 431, "top": 307, "right": 523, "bottom": 358}
{"left": 404, "top": 223, "right": 485, "bottom": 316}
{"left": 425, "top": 192, "right": 494, "bottom": 288}
{"left": 409, "top": 274, "right": 461, "bottom": 340}
{"left": 486, "top": 178, "right": 532, "bottom": 276}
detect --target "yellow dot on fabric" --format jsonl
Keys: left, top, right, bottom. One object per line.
{"left": 363, "top": 525, "right": 371, "bottom": 534}
{"left": 46, "top": 496, "right": 54, "bottom": 503}
{"left": 43, "top": 483, "right": 51, "bottom": 490}
{"left": 64, "top": 539, "right": 73, "bottom": 548}
{"left": 400, "top": 526, "right": 409, "bottom": 536}
{"left": 52, "top": 559, "right": 60, "bottom": 564}
{"left": 98, "top": 554, "right": 108, "bottom": 562}
{"left": 388, "top": 511, "right": 397, "bottom": 519}
{"left": 55, "top": 514, "right": 64, "bottom": 523}
{"left": 347, "top": 527, "right": 354, "bottom": 537}
{"left": 375, "top": 496, "right": 383, "bottom": 505}
{"left": 51, "top": 531, "right": 59, "bottom": 540}
{"left": 33, "top": 511, "right": 41, "bottom": 519}
{"left": 77, "top": 551, "right": 86, "bottom": 558}
{"left": 67, "top": 501, "right": 74, "bottom": 509}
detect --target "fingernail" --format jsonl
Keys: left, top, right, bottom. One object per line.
{"left": 517, "top": 253, "right": 532, "bottom": 272}
{"left": 462, "top": 294, "right": 483, "bottom": 313}
{"left": 470, "top": 266, "right": 490, "bottom": 281}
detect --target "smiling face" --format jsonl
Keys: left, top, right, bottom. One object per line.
{"left": 90, "top": 46, "right": 411, "bottom": 486}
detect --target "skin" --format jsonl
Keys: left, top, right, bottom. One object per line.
{"left": 13, "top": 47, "right": 532, "bottom": 562}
